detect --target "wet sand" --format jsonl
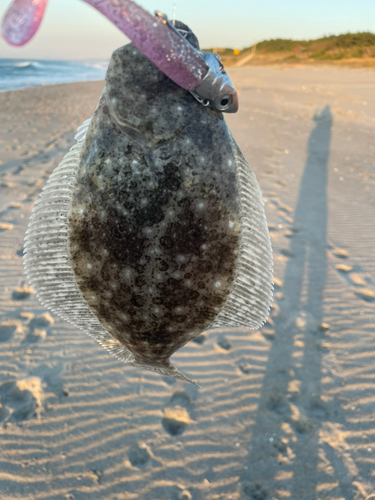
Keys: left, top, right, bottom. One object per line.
{"left": 0, "top": 66, "right": 374, "bottom": 500}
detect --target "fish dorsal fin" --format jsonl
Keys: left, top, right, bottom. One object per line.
{"left": 209, "top": 132, "right": 274, "bottom": 331}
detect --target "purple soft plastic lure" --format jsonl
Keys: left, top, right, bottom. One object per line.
{"left": 1, "top": 0, "right": 49, "bottom": 47}
{"left": 82, "top": 0, "right": 208, "bottom": 91}
{"left": 2, "top": 0, "right": 206, "bottom": 90}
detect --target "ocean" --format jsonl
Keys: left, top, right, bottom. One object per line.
{"left": 0, "top": 58, "right": 108, "bottom": 92}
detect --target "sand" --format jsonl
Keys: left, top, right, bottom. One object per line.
{"left": 0, "top": 66, "right": 374, "bottom": 500}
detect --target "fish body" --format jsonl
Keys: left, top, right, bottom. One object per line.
{"left": 24, "top": 29, "right": 273, "bottom": 383}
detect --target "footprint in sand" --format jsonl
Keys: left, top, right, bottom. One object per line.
{"left": 0, "top": 377, "right": 43, "bottom": 422}
{"left": 12, "top": 285, "right": 33, "bottom": 300}
{"left": 332, "top": 248, "right": 349, "bottom": 259}
{"left": 0, "top": 322, "right": 19, "bottom": 343}
{"left": 336, "top": 263, "right": 352, "bottom": 274}
{"left": 127, "top": 442, "right": 152, "bottom": 468}
{"left": 267, "top": 388, "right": 290, "bottom": 416}
{"left": 335, "top": 264, "right": 375, "bottom": 302}
{"left": 8, "top": 201, "right": 22, "bottom": 209}
{"left": 319, "top": 323, "right": 330, "bottom": 333}
{"left": 216, "top": 337, "right": 232, "bottom": 351}
{"left": 0, "top": 222, "right": 14, "bottom": 232}
{"left": 348, "top": 273, "right": 367, "bottom": 287}
{"left": 336, "top": 264, "right": 365, "bottom": 286}
{"left": 29, "top": 363, "right": 66, "bottom": 402}
{"left": 25, "top": 329, "right": 47, "bottom": 343}
{"left": 292, "top": 413, "right": 315, "bottom": 434}
{"left": 162, "top": 407, "right": 192, "bottom": 436}
{"left": 13, "top": 165, "right": 26, "bottom": 175}
{"left": 192, "top": 333, "right": 206, "bottom": 344}
{"left": 355, "top": 289, "right": 375, "bottom": 302}
{"left": 0, "top": 181, "right": 14, "bottom": 188}
{"left": 239, "top": 362, "right": 252, "bottom": 374}
{"left": 29, "top": 312, "right": 54, "bottom": 330}
{"left": 169, "top": 390, "right": 191, "bottom": 408}
{"left": 242, "top": 481, "right": 269, "bottom": 500}
{"left": 272, "top": 437, "right": 288, "bottom": 454}
{"left": 162, "top": 390, "right": 194, "bottom": 436}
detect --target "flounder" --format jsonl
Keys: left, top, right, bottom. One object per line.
{"left": 6, "top": 1, "right": 274, "bottom": 384}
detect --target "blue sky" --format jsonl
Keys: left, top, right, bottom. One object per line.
{"left": 0, "top": 0, "right": 374, "bottom": 60}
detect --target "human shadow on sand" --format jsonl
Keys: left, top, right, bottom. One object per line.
{"left": 239, "top": 106, "right": 352, "bottom": 499}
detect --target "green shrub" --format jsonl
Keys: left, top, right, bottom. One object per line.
{"left": 352, "top": 48, "right": 364, "bottom": 58}
{"left": 203, "top": 32, "right": 375, "bottom": 62}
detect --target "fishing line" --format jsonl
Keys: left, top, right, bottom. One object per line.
{"left": 172, "top": 0, "right": 177, "bottom": 25}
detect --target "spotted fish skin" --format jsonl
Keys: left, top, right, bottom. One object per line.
{"left": 24, "top": 23, "right": 273, "bottom": 384}
{"left": 68, "top": 42, "right": 241, "bottom": 368}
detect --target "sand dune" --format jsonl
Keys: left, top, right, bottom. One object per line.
{"left": 0, "top": 67, "right": 374, "bottom": 499}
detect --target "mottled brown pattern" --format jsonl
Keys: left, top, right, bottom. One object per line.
{"left": 68, "top": 40, "right": 240, "bottom": 367}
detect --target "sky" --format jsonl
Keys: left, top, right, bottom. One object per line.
{"left": 0, "top": 0, "right": 374, "bottom": 60}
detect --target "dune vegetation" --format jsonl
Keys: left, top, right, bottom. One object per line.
{"left": 206, "top": 32, "right": 375, "bottom": 67}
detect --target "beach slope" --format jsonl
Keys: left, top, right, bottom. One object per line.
{"left": 0, "top": 69, "right": 374, "bottom": 500}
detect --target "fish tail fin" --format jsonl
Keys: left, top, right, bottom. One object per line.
{"left": 99, "top": 336, "right": 200, "bottom": 386}
{"left": 135, "top": 361, "right": 201, "bottom": 387}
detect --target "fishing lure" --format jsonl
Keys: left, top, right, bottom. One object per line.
{"left": 3, "top": 0, "right": 273, "bottom": 384}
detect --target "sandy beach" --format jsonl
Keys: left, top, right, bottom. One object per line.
{"left": 0, "top": 65, "right": 374, "bottom": 500}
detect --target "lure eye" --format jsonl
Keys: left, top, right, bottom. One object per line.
{"left": 217, "top": 95, "right": 232, "bottom": 110}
